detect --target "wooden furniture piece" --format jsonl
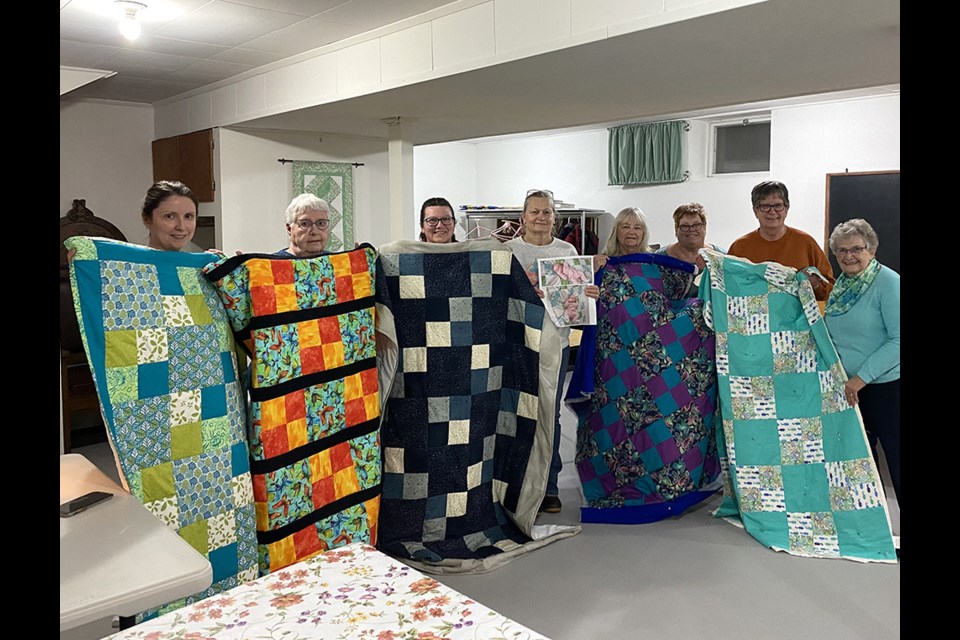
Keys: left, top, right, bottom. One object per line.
{"left": 60, "top": 454, "right": 212, "bottom": 632}
{"left": 152, "top": 129, "right": 215, "bottom": 202}
{"left": 60, "top": 200, "right": 126, "bottom": 452}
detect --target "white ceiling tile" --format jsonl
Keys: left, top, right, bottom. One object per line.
{"left": 154, "top": 1, "right": 306, "bottom": 47}
{"left": 100, "top": 47, "right": 200, "bottom": 74}
{"left": 169, "top": 58, "right": 255, "bottom": 84}
{"left": 60, "top": 39, "right": 120, "bottom": 67}
{"left": 68, "top": 73, "right": 203, "bottom": 103}
{"left": 241, "top": 16, "right": 362, "bottom": 55}
{"left": 211, "top": 47, "right": 287, "bottom": 66}
{"left": 125, "top": 35, "right": 231, "bottom": 58}
{"left": 224, "top": 0, "right": 351, "bottom": 17}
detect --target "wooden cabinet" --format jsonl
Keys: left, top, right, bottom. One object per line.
{"left": 152, "top": 129, "right": 215, "bottom": 202}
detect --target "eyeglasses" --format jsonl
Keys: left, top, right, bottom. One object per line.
{"left": 294, "top": 219, "right": 330, "bottom": 230}
{"left": 756, "top": 203, "right": 787, "bottom": 213}
{"left": 423, "top": 216, "right": 455, "bottom": 227}
{"left": 525, "top": 189, "right": 555, "bottom": 199}
{"left": 835, "top": 245, "right": 868, "bottom": 257}
{"left": 678, "top": 222, "right": 704, "bottom": 232}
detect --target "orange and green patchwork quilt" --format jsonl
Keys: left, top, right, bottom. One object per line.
{"left": 203, "top": 246, "right": 380, "bottom": 574}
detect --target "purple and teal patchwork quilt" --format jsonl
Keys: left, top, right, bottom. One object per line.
{"left": 568, "top": 254, "right": 719, "bottom": 523}
{"left": 375, "top": 239, "right": 579, "bottom": 574}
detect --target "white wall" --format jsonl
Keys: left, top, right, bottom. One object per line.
{"left": 217, "top": 129, "right": 391, "bottom": 254}
{"left": 770, "top": 95, "right": 901, "bottom": 243}
{"left": 413, "top": 142, "right": 478, "bottom": 240}
{"left": 60, "top": 99, "right": 155, "bottom": 243}
{"left": 414, "top": 93, "right": 900, "bottom": 251}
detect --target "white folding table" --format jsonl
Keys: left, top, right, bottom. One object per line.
{"left": 60, "top": 453, "right": 213, "bottom": 631}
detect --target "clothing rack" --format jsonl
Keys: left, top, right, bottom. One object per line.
{"left": 461, "top": 208, "right": 605, "bottom": 254}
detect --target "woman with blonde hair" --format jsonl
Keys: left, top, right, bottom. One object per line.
{"left": 506, "top": 189, "right": 599, "bottom": 514}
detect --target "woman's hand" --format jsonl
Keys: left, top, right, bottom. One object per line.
{"left": 584, "top": 285, "right": 600, "bottom": 299}
{"left": 845, "top": 376, "right": 866, "bottom": 406}
{"left": 594, "top": 255, "right": 608, "bottom": 271}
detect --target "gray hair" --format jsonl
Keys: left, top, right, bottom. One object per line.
{"left": 284, "top": 193, "right": 330, "bottom": 225}
{"left": 604, "top": 207, "right": 650, "bottom": 256}
{"left": 829, "top": 218, "right": 879, "bottom": 253}
{"left": 751, "top": 181, "right": 790, "bottom": 209}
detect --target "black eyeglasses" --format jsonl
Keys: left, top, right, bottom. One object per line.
{"left": 756, "top": 203, "right": 787, "bottom": 213}
{"left": 294, "top": 219, "right": 330, "bottom": 230}
{"left": 678, "top": 222, "right": 704, "bottom": 232}
{"left": 525, "top": 189, "right": 554, "bottom": 199}
{"left": 423, "top": 216, "right": 455, "bottom": 227}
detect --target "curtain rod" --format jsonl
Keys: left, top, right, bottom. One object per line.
{"left": 277, "top": 158, "right": 365, "bottom": 167}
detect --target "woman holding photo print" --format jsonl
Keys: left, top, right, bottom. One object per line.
{"left": 506, "top": 189, "right": 599, "bottom": 515}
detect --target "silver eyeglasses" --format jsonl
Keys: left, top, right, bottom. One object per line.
{"left": 835, "top": 245, "right": 868, "bottom": 257}
{"left": 294, "top": 219, "right": 330, "bottom": 230}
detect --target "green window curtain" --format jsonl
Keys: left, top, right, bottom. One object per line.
{"left": 608, "top": 120, "right": 685, "bottom": 185}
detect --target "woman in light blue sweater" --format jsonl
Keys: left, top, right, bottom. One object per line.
{"left": 824, "top": 219, "right": 899, "bottom": 504}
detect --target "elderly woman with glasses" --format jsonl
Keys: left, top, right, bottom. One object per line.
{"left": 419, "top": 197, "right": 459, "bottom": 243}
{"left": 824, "top": 219, "right": 900, "bottom": 505}
{"left": 276, "top": 193, "right": 331, "bottom": 258}
{"left": 506, "top": 189, "right": 599, "bottom": 515}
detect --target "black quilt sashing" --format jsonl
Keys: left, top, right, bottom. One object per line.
{"left": 377, "top": 248, "right": 549, "bottom": 562}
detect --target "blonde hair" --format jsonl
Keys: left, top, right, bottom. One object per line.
{"left": 604, "top": 207, "right": 650, "bottom": 256}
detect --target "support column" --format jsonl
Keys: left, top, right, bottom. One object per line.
{"left": 384, "top": 117, "right": 416, "bottom": 242}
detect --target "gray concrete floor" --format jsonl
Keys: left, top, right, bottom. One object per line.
{"left": 70, "top": 377, "right": 900, "bottom": 640}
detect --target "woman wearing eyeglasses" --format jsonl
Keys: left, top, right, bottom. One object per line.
{"left": 824, "top": 219, "right": 900, "bottom": 506}
{"left": 658, "top": 203, "right": 724, "bottom": 266}
{"left": 507, "top": 189, "right": 599, "bottom": 514}
{"left": 656, "top": 203, "right": 724, "bottom": 295}
{"left": 276, "top": 193, "right": 331, "bottom": 258}
{"left": 419, "top": 197, "right": 458, "bottom": 243}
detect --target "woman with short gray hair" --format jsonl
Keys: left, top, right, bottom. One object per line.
{"left": 276, "top": 193, "right": 331, "bottom": 258}
{"left": 824, "top": 218, "right": 899, "bottom": 505}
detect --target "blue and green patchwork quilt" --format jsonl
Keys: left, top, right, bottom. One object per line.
{"left": 568, "top": 254, "right": 719, "bottom": 524}
{"left": 700, "top": 250, "right": 896, "bottom": 562}
{"left": 375, "top": 239, "right": 579, "bottom": 574}
{"left": 65, "top": 237, "right": 259, "bottom": 615}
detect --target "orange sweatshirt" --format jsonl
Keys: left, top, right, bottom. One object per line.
{"left": 728, "top": 227, "right": 835, "bottom": 300}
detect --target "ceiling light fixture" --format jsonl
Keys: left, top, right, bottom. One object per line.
{"left": 115, "top": 1, "right": 148, "bottom": 41}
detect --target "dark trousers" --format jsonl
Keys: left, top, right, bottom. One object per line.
{"left": 858, "top": 379, "right": 900, "bottom": 505}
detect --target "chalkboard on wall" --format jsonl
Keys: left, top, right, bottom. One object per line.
{"left": 825, "top": 171, "right": 900, "bottom": 275}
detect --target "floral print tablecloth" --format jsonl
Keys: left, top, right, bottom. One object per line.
{"left": 108, "top": 543, "right": 549, "bottom": 640}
